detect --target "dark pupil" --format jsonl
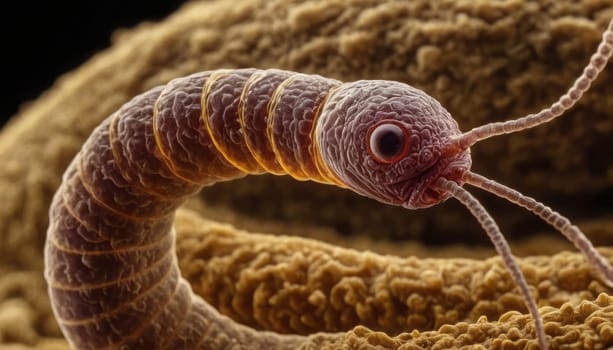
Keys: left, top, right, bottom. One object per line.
{"left": 377, "top": 130, "right": 403, "bottom": 157}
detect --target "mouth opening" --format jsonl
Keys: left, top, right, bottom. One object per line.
{"left": 405, "top": 157, "right": 468, "bottom": 209}
{"left": 422, "top": 187, "right": 445, "bottom": 204}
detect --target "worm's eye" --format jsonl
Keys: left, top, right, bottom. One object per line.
{"left": 367, "top": 121, "right": 410, "bottom": 164}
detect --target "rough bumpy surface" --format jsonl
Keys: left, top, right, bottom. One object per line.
{"left": 0, "top": 0, "right": 612, "bottom": 348}
{"left": 176, "top": 211, "right": 612, "bottom": 349}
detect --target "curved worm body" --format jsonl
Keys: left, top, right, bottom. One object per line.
{"left": 45, "top": 18, "right": 613, "bottom": 348}
{"left": 45, "top": 68, "right": 468, "bottom": 349}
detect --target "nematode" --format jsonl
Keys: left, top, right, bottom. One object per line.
{"left": 45, "top": 18, "right": 613, "bottom": 350}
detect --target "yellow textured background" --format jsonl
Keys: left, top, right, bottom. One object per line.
{"left": 0, "top": 0, "right": 612, "bottom": 349}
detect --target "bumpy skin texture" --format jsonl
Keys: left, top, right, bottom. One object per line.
{"left": 269, "top": 73, "right": 341, "bottom": 182}
{"left": 46, "top": 67, "right": 475, "bottom": 349}
{"left": 240, "top": 69, "right": 293, "bottom": 174}
{"left": 45, "top": 69, "right": 349, "bottom": 349}
{"left": 1, "top": 0, "right": 613, "bottom": 349}
{"left": 316, "top": 81, "right": 471, "bottom": 208}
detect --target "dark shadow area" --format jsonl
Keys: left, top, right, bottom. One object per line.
{"left": 1, "top": 1, "right": 186, "bottom": 127}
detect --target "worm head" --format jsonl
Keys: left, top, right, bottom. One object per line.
{"left": 316, "top": 80, "right": 471, "bottom": 209}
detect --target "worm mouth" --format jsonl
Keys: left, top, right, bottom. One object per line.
{"left": 405, "top": 179, "right": 450, "bottom": 209}
{"left": 404, "top": 156, "right": 469, "bottom": 209}
{"left": 420, "top": 187, "right": 447, "bottom": 206}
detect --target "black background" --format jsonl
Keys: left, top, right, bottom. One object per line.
{"left": 1, "top": 1, "right": 187, "bottom": 127}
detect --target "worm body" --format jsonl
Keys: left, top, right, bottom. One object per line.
{"left": 46, "top": 68, "right": 469, "bottom": 349}
{"left": 45, "top": 17, "right": 613, "bottom": 349}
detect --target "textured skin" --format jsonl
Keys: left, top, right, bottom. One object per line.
{"left": 240, "top": 69, "right": 293, "bottom": 175}
{"left": 44, "top": 68, "right": 473, "bottom": 348}
{"left": 204, "top": 69, "right": 265, "bottom": 174}
{"left": 47, "top": 68, "right": 398, "bottom": 348}
{"left": 154, "top": 72, "right": 244, "bottom": 185}
{"left": 268, "top": 73, "right": 341, "bottom": 182}
{"left": 316, "top": 81, "right": 471, "bottom": 208}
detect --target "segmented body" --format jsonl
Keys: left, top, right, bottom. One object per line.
{"left": 44, "top": 14, "right": 613, "bottom": 349}
{"left": 45, "top": 68, "right": 464, "bottom": 349}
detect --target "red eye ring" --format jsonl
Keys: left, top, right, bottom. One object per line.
{"left": 366, "top": 120, "right": 411, "bottom": 164}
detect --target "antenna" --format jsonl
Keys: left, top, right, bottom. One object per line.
{"left": 435, "top": 177, "right": 548, "bottom": 350}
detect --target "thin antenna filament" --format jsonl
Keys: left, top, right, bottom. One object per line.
{"left": 449, "top": 18, "right": 613, "bottom": 150}
{"left": 434, "top": 178, "right": 548, "bottom": 350}
{"left": 464, "top": 172, "right": 613, "bottom": 289}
